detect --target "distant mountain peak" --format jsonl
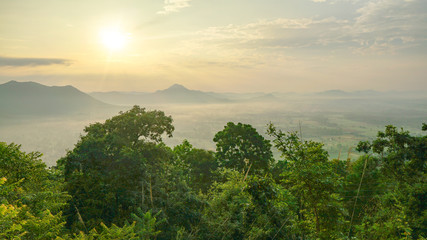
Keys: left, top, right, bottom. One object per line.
{"left": 156, "top": 84, "right": 191, "bottom": 94}
{"left": 315, "top": 89, "right": 348, "bottom": 96}
{"left": 0, "top": 80, "right": 112, "bottom": 117}
{"left": 2, "top": 80, "right": 27, "bottom": 85}
{"left": 1, "top": 80, "right": 47, "bottom": 88}
{"left": 167, "top": 84, "right": 188, "bottom": 90}
{"left": 323, "top": 89, "right": 347, "bottom": 94}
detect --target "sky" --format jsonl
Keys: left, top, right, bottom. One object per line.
{"left": 0, "top": 0, "right": 426, "bottom": 92}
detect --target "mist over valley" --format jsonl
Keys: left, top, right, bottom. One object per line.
{"left": 1, "top": 80, "right": 426, "bottom": 166}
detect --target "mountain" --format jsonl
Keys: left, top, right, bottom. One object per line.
{"left": 315, "top": 89, "right": 348, "bottom": 97}
{"left": 245, "top": 93, "right": 280, "bottom": 102}
{"left": 90, "top": 91, "right": 150, "bottom": 106}
{"left": 156, "top": 84, "right": 189, "bottom": 94}
{"left": 88, "top": 84, "right": 423, "bottom": 107}
{"left": 90, "top": 84, "right": 229, "bottom": 105}
{"left": 0, "top": 80, "right": 113, "bottom": 117}
{"left": 205, "top": 92, "right": 268, "bottom": 101}
{"left": 314, "top": 89, "right": 384, "bottom": 98}
{"left": 153, "top": 84, "right": 229, "bottom": 103}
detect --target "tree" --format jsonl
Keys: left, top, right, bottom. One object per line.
{"left": 70, "top": 209, "right": 162, "bottom": 240}
{"left": 369, "top": 125, "right": 425, "bottom": 184}
{"left": 0, "top": 143, "right": 68, "bottom": 239}
{"left": 173, "top": 140, "right": 218, "bottom": 193}
{"left": 267, "top": 124, "right": 346, "bottom": 239}
{"left": 60, "top": 106, "right": 204, "bottom": 239}
{"left": 0, "top": 200, "right": 66, "bottom": 240}
{"left": 342, "top": 155, "right": 384, "bottom": 236}
{"left": 351, "top": 124, "right": 427, "bottom": 239}
{"left": 0, "top": 142, "right": 68, "bottom": 215}
{"left": 154, "top": 154, "right": 204, "bottom": 240}
{"left": 200, "top": 170, "right": 295, "bottom": 240}
{"left": 59, "top": 106, "right": 174, "bottom": 231}
{"left": 213, "top": 122, "right": 273, "bottom": 174}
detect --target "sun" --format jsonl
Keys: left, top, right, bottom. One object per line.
{"left": 100, "top": 28, "right": 129, "bottom": 51}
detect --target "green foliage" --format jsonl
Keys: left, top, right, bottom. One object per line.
{"left": 356, "top": 141, "right": 372, "bottom": 154}
{"left": 352, "top": 124, "right": 427, "bottom": 239}
{"left": 173, "top": 140, "right": 218, "bottom": 193}
{"left": 213, "top": 122, "right": 273, "bottom": 174}
{"left": 0, "top": 178, "right": 66, "bottom": 240}
{"left": 201, "top": 170, "right": 295, "bottom": 239}
{"left": 60, "top": 106, "right": 175, "bottom": 231}
{"left": 98, "top": 105, "right": 174, "bottom": 146}
{"left": 71, "top": 222, "right": 138, "bottom": 240}
{"left": 69, "top": 209, "right": 162, "bottom": 240}
{"left": 0, "top": 142, "right": 69, "bottom": 215}
{"left": 95, "top": 222, "right": 137, "bottom": 240}
{"left": 0, "top": 142, "right": 46, "bottom": 185}
{"left": 155, "top": 162, "right": 204, "bottom": 239}
{"left": 2, "top": 107, "right": 425, "bottom": 239}
{"left": 0, "top": 202, "right": 27, "bottom": 239}
{"left": 0, "top": 142, "right": 69, "bottom": 239}
{"left": 342, "top": 155, "right": 383, "bottom": 229}
{"left": 354, "top": 190, "right": 413, "bottom": 240}
{"left": 130, "top": 208, "right": 163, "bottom": 239}
{"left": 59, "top": 106, "right": 204, "bottom": 239}
{"left": 268, "top": 123, "right": 346, "bottom": 239}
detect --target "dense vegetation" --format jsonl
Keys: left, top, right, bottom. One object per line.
{"left": 1, "top": 106, "right": 425, "bottom": 239}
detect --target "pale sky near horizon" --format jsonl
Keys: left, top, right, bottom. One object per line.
{"left": 1, "top": 0, "right": 426, "bottom": 92}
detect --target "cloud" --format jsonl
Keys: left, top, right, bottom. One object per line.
{"left": 0, "top": 56, "right": 72, "bottom": 67}
{"left": 311, "top": 0, "right": 360, "bottom": 3}
{"left": 157, "top": 0, "right": 192, "bottom": 15}
{"left": 156, "top": 0, "right": 426, "bottom": 75}
{"left": 187, "top": 17, "right": 351, "bottom": 51}
{"left": 351, "top": 0, "right": 427, "bottom": 54}
{"left": 182, "top": 0, "right": 426, "bottom": 57}
{"left": 171, "top": 18, "right": 338, "bottom": 69}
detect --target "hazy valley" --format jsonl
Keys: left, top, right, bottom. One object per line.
{"left": 1, "top": 80, "right": 426, "bottom": 166}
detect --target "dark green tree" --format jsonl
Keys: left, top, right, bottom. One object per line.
{"left": 267, "top": 124, "right": 346, "bottom": 239}
{"left": 351, "top": 124, "right": 427, "bottom": 239}
{"left": 155, "top": 156, "right": 204, "bottom": 240}
{"left": 0, "top": 142, "right": 69, "bottom": 239}
{"left": 200, "top": 170, "right": 295, "bottom": 240}
{"left": 213, "top": 122, "right": 273, "bottom": 174}
{"left": 173, "top": 140, "right": 218, "bottom": 193}
{"left": 60, "top": 106, "right": 203, "bottom": 239}
{"left": 0, "top": 142, "right": 69, "bottom": 214}
{"left": 59, "top": 106, "right": 174, "bottom": 231}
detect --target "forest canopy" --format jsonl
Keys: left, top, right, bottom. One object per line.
{"left": 0, "top": 106, "right": 425, "bottom": 239}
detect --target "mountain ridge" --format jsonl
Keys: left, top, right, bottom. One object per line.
{"left": 90, "top": 83, "right": 230, "bottom": 105}
{"left": 0, "top": 80, "right": 113, "bottom": 117}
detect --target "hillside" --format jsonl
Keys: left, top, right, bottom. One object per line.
{"left": 0, "top": 80, "right": 113, "bottom": 118}
{"left": 90, "top": 84, "right": 229, "bottom": 105}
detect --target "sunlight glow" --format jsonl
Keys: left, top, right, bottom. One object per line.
{"left": 100, "top": 28, "right": 129, "bottom": 51}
